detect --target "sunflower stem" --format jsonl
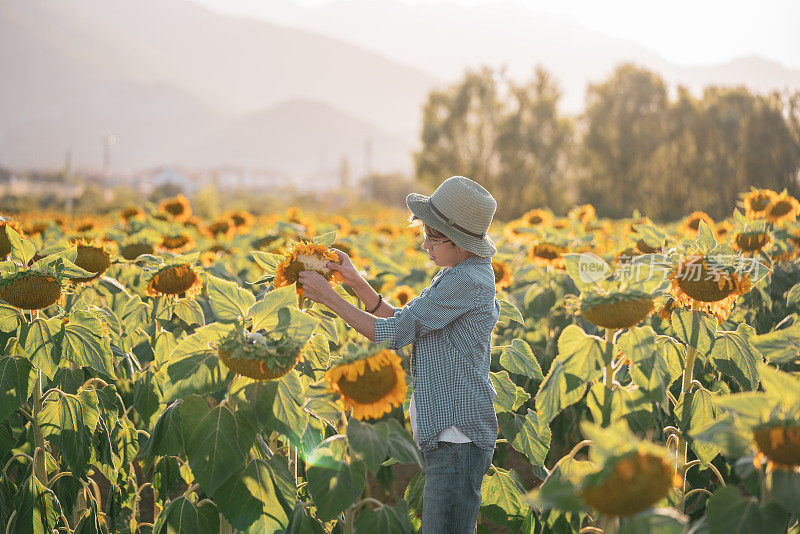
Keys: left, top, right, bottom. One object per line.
{"left": 676, "top": 344, "right": 699, "bottom": 515}
{"left": 602, "top": 329, "right": 616, "bottom": 388}
{"left": 32, "top": 368, "right": 47, "bottom": 484}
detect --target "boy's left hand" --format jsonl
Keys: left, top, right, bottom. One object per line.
{"left": 297, "top": 271, "right": 337, "bottom": 305}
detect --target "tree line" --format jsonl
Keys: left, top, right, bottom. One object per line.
{"left": 414, "top": 64, "right": 800, "bottom": 221}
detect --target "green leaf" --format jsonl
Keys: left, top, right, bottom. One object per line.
{"left": 153, "top": 328, "right": 180, "bottom": 368}
{"left": 771, "top": 470, "right": 800, "bottom": 516}
{"left": 307, "top": 307, "right": 339, "bottom": 344}
{"left": 271, "top": 371, "right": 309, "bottom": 439}
{"left": 184, "top": 404, "right": 253, "bottom": 495}
{"left": 248, "top": 284, "right": 297, "bottom": 331}
{"left": 490, "top": 370, "right": 530, "bottom": 413}
{"left": 696, "top": 220, "right": 717, "bottom": 254}
{"left": 21, "top": 317, "right": 62, "bottom": 379}
{"left": 535, "top": 359, "right": 587, "bottom": 423}
{"left": 251, "top": 251, "right": 283, "bottom": 276}
{"left": 690, "top": 414, "right": 755, "bottom": 460}
{"left": 312, "top": 230, "right": 338, "bottom": 247}
{"left": 12, "top": 475, "right": 62, "bottom": 534}
{"left": 347, "top": 417, "right": 388, "bottom": 474}
{"left": 675, "top": 387, "right": 719, "bottom": 465}
{"left": 713, "top": 392, "right": 772, "bottom": 420}
{"left": 704, "top": 486, "right": 787, "bottom": 534}
{"left": 586, "top": 383, "right": 652, "bottom": 431}
{"left": 563, "top": 252, "right": 611, "bottom": 292}
{"left": 297, "top": 334, "right": 329, "bottom": 381}
{"left": 213, "top": 458, "right": 289, "bottom": 532}
{"left": 0, "top": 356, "right": 32, "bottom": 422}
{"left": 0, "top": 304, "right": 23, "bottom": 332}
{"left": 306, "top": 440, "right": 366, "bottom": 521}
{"left": 7, "top": 226, "right": 36, "bottom": 265}
{"left": 153, "top": 497, "right": 219, "bottom": 534}
{"left": 498, "top": 409, "right": 551, "bottom": 467}
{"left": 133, "top": 366, "right": 163, "bottom": 428}
{"left": 38, "top": 390, "right": 100, "bottom": 476}
{"left": 172, "top": 299, "right": 205, "bottom": 326}
{"left": 498, "top": 298, "right": 524, "bottom": 325}
{"left": 618, "top": 326, "right": 670, "bottom": 403}
{"left": 617, "top": 508, "right": 688, "bottom": 534}
{"left": 205, "top": 274, "right": 256, "bottom": 321}
{"left": 670, "top": 309, "right": 717, "bottom": 358}
{"left": 271, "top": 307, "right": 320, "bottom": 346}
{"left": 750, "top": 324, "right": 800, "bottom": 364}
{"left": 524, "top": 458, "right": 591, "bottom": 514}
{"left": 557, "top": 324, "right": 606, "bottom": 377}
{"left": 285, "top": 503, "right": 326, "bottom": 534}
{"left": 62, "top": 309, "right": 115, "bottom": 378}
{"left": 163, "top": 322, "right": 235, "bottom": 402}
{"left": 786, "top": 283, "right": 800, "bottom": 308}
{"left": 354, "top": 500, "right": 413, "bottom": 534}
{"left": 499, "top": 339, "right": 544, "bottom": 380}
{"left": 480, "top": 467, "right": 528, "bottom": 522}
{"left": 141, "top": 400, "right": 185, "bottom": 458}
{"left": 758, "top": 362, "right": 800, "bottom": 408}
{"left": 711, "top": 329, "right": 760, "bottom": 391}
{"left": 376, "top": 418, "right": 423, "bottom": 467}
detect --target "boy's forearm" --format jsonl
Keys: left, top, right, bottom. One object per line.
{"left": 349, "top": 278, "right": 395, "bottom": 318}
{"left": 326, "top": 293, "right": 378, "bottom": 341}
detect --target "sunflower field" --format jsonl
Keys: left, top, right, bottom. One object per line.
{"left": 1, "top": 187, "right": 800, "bottom": 534}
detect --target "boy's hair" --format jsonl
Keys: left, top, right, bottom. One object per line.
{"left": 408, "top": 215, "right": 448, "bottom": 240}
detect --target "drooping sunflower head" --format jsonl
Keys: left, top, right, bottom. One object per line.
{"left": 492, "top": 259, "right": 514, "bottom": 291}
{"left": 753, "top": 422, "right": 800, "bottom": 469}
{"left": 765, "top": 192, "right": 800, "bottom": 226}
{"left": 145, "top": 263, "right": 202, "bottom": 299}
{"left": 579, "top": 290, "right": 654, "bottom": 330}
{"left": 666, "top": 254, "right": 752, "bottom": 322}
{"left": 681, "top": 211, "right": 714, "bottom": 235}
{"left": 732, "top": 229, "right": 772, "bottom": 256}
{"left": 226, "top": 210, "right": 256, "bottom": 234}
{"left": 568, "top": 204, "right": 596, "bottom": 225}
{"left": 521, "top": 209, "right": 553, "bottom": 227}
{"left": 742, "top": 188, "right": 778, "bottom": 219}
{"left": 502, "top": 219, "right": 536, "bottom": 245}
{"left": 120, "top": 206, "right": 145, "bottom": 222}
{"left": 217, "top": 329, "right": 304, "bottom": 380}
{"left": 326, "top": 348, "right": 406, "bottom": 421}
{"left": 528, "top": 241, "right": 568, "bottom": 270}
{"left": 158, "top": 194, "right": 192, "bottom": 222}
{"left": 70, "top": 239, "right": 115, "bottom": 284}
{"left": 120, "top": 242, "right": 156, "bottom": 261}
{"left": 0, "top": 270, "right": 63, "bottom": 310}
{"left": 274, "top": 242, "right": 343, "bottom": 296}
{"left": 580, "top": 448, "right": 676, "bottom": 517}
{"left": 159, "top": 233, "right": 196, "bottom": 254}
{"left": 390, "top": 285, "right": 417, "bottom": 306}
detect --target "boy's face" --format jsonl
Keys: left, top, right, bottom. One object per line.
{"left": 422, "top": 227, "right": 468, "bottom": 267}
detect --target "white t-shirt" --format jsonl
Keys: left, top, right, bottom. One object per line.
{"left": 409, "top": 391, "right": 471, "bottom": 445}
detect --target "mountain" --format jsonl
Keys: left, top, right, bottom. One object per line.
{"left": 202, "top": 0, "right": 800, "bottom": 112}
{"left": 184, "top": 99, "right": 412, "bottom": 178}
{"left": 0, "top": 0, "right": 435, "bottom": 171}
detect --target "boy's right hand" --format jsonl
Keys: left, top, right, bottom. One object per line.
{"left": 327, "top": 249, "right": 363, "bottom": 288}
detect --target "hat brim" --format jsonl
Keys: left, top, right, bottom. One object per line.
{"left": 406, "top": 193, "right": 496, "bottom": 257}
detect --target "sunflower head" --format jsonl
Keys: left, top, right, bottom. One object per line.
{"left": 158, "top": 194, "right": 192, "bottom": 222}
{"left": 681, "top": 211, "right": 714, "bottom": 235}
{"left": 217, "top": 330, "right": 303, "bottom": 380}
{"left": 70, "top": 239, "right": 114, "bottom": 284}
{"left": 528, "top": 242, "right": 568, "bottom": 270}
{"left": 120, "top": 242, "right": 156, "bottom": 261}
{"left": 226, "top": 210, "right": 256, "bottom": 234}
{"left": 715, "top": 220, "right": 733, "bottom": 240}
{"left": 568, "top": 204, "right": 596, "bottom": 224}
{"left": 274, "top": 242, "right": 343, "bottom": 296}
{"left": 492, "top": 259, "right": 514, "bottom": 291}
{"left": 120, "top": 206, "right": 145, "bottom": 222}
{"left": 145, "top": 263, "right": 202, "bottom": 299}
{"left": 765, "top": 192, "right": 800, "bottom": 226}
{"left": 390, "top": 285, "right": 417, "bottom": 306}
{"left": 666, "top": 254, "right": 752, "bottom": 322}
{"left": 502, "top": 219, "right": 536, "bottom": 245}
{"left": 743, "top": 188, "right": 778, "bottom": 219}
{"left": 580, "top": 290, "right": 654, "bottom": 330}
{"left": 733, "top": 229, "right": 772, "bottom": 255}
{"left": 521, "top": 209, "right": 553, "bottom": 227}
{"left": 753, "top": 423, "right": 800, "bottom": 469}
{"left": 0, "top": 271, "right": 63, "bottom": 310}
{"left": 326, "top": 347, "right": 406, "bottom": 420}
{"left": 580, "top": 448, "right": 675, "bottom": 517}
{"left": 159, "top": 233, "right": 196, "bottom": 254}
{"left": 203, "top": 217, "right": 237, "bottom": 240}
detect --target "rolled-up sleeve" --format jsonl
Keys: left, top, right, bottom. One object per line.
{"left": 373, "top": 275, "right": 475, "bottom": 350}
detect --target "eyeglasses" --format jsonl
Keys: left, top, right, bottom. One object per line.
{"left": 423, "top": 232, "right": 452, "bottom": 247}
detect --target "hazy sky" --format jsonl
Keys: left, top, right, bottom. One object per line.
{"left": 196, "top": 0, "right": 800, "bottom": 70}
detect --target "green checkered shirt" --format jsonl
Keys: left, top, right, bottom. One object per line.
{"left": 374, "top": 254, "right": 500, "bottom": 452}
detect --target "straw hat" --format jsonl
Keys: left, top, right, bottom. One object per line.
{"left": 406, "top": 176, "right": 497, "bottom": 257}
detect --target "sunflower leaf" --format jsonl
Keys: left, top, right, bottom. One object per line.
{"left": 499, "top": 339, "right": 544, "bottom": 381}
{"left": 205, "top": 274, "right": 256, "bottom": 322}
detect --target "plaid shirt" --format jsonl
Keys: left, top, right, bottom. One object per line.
{"left": 374, "top": 255, "right": 500, "bottom": 452}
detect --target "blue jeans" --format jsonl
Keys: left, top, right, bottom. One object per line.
{"left": 421, "top": 441, "right": 494, "bottom": 533}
